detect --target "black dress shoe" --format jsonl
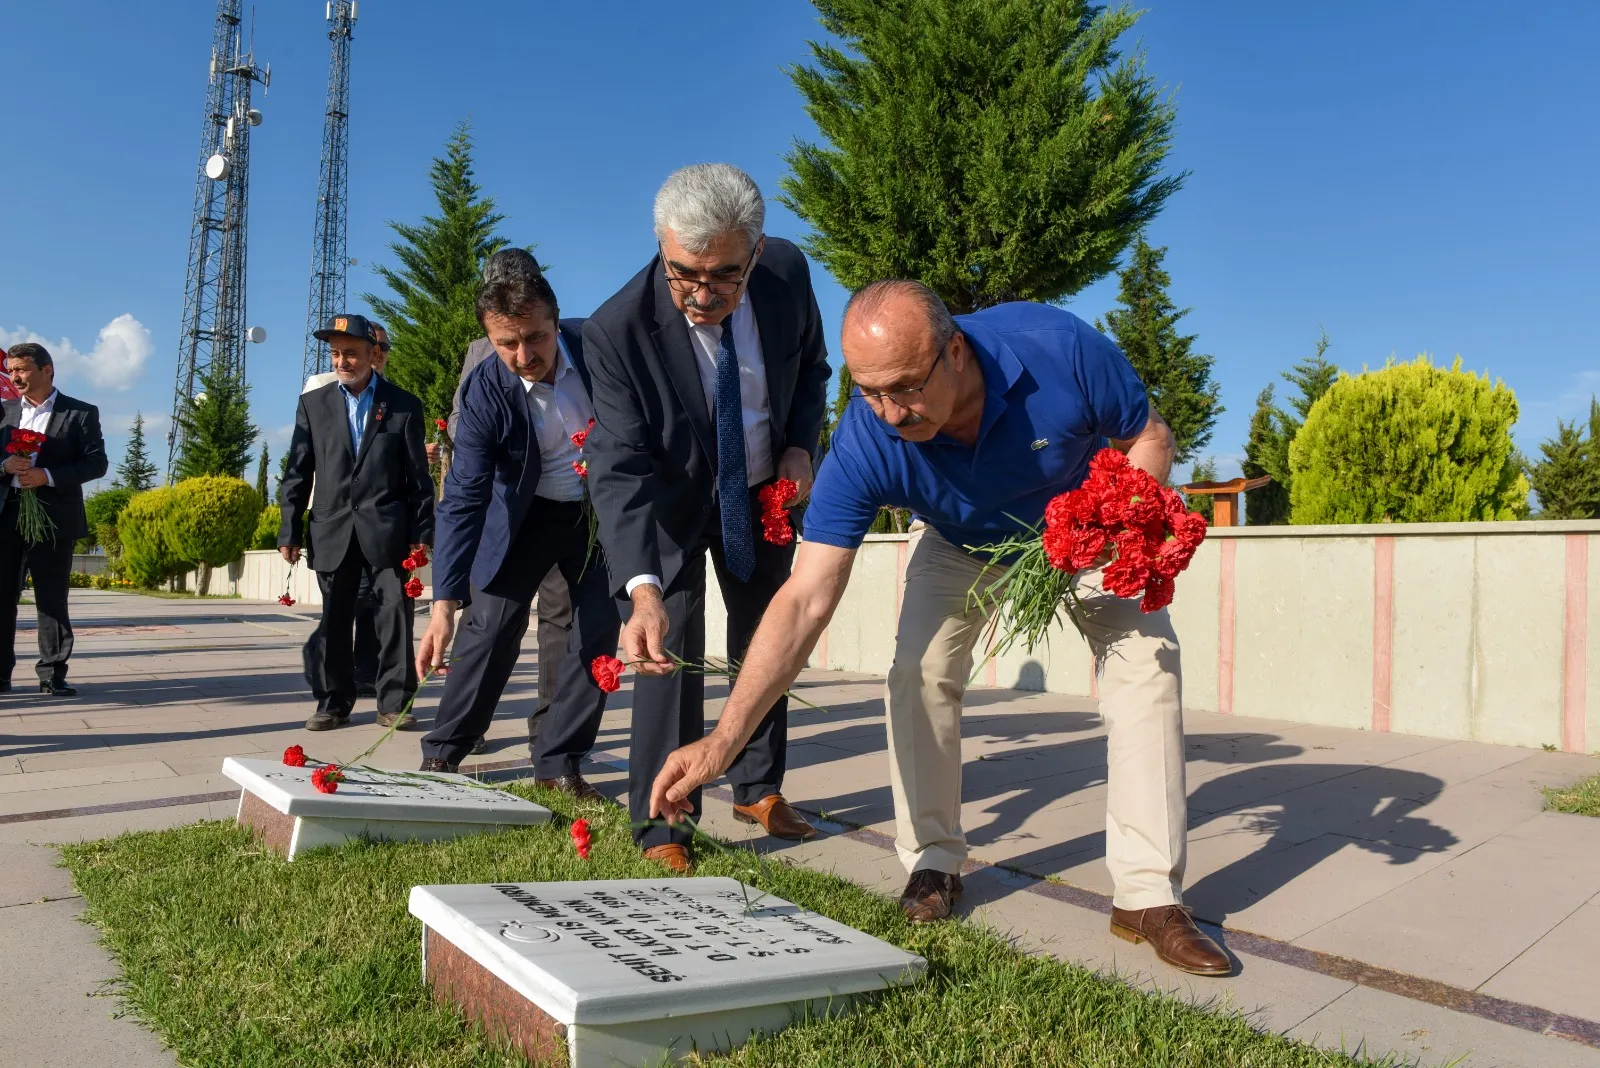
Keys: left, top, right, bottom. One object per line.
{"left": 38, "top": 680, "right": 78, "bottom": 697}
{"left": 0, "top": 680, "right": 11, "bottom": 694}
{"left": 305, "top": 709, "right": 350, "bottom": 731}
{"left": 418, "top": 757, "right": 458, "bottom": 773}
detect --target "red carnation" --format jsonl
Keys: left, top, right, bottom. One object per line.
{"left": 762, "top": 515, "right": 795, "bottom": 546}
{"left": 402, "top": 547, "right": 430, "bottom": 572}
{"left": 590, "top": 654, "right": 624, "bottom": 693}
{"left": 570, "top": 428, "right": 589, "bottom": 449}
{"left": 758, "top": 478, "right": 798, "bottom": 513}
{"left": 570, "top": 818, "right": 592, "bottom": 860}
{"left": 573, "top": 460, "right": 588, "bottom": 478}
{"left": 283, "top": 744, "right": 307, "bottom": 767}
{"left": 435, "top": 418, "right": 448, "bottom": 431}
{"left": 1141, "top": 573, "right": 1176, "bottom": 613}
{"left": 6, "top": 429, "right": 47, "bottom": 455}
{"left": 310, "top": 765, "right": 344, "bottom": 793}
{"left": 404, "top": 577, "right": 424, "bottom": 599}
{"left": 278, "top": 594, "right": 296, "bottom": 607}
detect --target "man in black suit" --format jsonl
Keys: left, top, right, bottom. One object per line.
{"left": 279, "top": 314, "right": 434, "bottom": 731}
{"left": 416, "top": 272, "right": 620, "bottom": 790}
{"left": 585, "top": 163, "right": 832, "bottom": 871}
{"left": 0, "top": 343, "right": 108, "bottom": 696}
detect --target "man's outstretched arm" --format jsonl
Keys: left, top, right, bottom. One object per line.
{"left": 650, "top": 540, "right": 858, "bottom": 822}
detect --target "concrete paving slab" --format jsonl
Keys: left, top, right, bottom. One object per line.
{"left": 0, "top": 759, "right": 176, "bottom": 795}
{"left": 1482, "top": 901, "right": 1600, "bottom": 1023}
{"left": 0, "top": 843, "right": 78, "bottom": 907}
{"left": 0, "top": 896, "right": 179, "bottom": 1067}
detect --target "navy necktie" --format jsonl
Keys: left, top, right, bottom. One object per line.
{"left": 715, "top": 320, "right": 755, "bottom": 582}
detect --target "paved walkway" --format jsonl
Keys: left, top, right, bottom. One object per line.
{"left": 4, "top": 590, "right": 1600, "bottom": 1067}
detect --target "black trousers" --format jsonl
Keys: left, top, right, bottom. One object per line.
{"left": 421, "top": 499, "right": 619, "bottom": 770}
{"left": 628, "top": 486, "right": 796, "bottom": 849}
{"left": 527, "top": 565, "right": 573, "bottom": 749}
{"left": 302, "top": 568, "right": 379, "bottom": 694}
{"left": 0, "top": 498, "right": 73, "bottom": 685}
{"left": 313, "top": 540, "right": 416, "bottom": 717}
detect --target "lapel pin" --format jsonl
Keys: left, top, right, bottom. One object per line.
{"left": 1031, "top": 438, "right": 1049, "bottom": 450}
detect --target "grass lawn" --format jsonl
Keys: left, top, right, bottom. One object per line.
{"left": 1546, "top": 772, "right": 1600, "bottom": 817}
{"left": 63, "top": 783, "right": 1402, "bottom": 1067}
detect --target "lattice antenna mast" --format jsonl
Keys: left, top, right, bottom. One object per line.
{"left": 301, "top": 1, "right": 357, "bottom": 381}
{"left": 168, "top": 0, "right": 270, "bottom": 476}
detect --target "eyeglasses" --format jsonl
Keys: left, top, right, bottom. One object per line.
{"left": 661, "top": 243, "right": 759, "bottom": 296}
{"left": 857, "top": 340, "right": 949, "bottom": 408}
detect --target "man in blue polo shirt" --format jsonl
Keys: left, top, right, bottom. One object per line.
{"left": 644, "top": 280, "right": 1227, "bottom": 977}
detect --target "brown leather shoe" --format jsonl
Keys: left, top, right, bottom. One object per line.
{"left": 376, "top": 710, "right": 416, "bottom": 730}
{"left": 642, "top": 843, "right": 693, "bottom": 874}
{"left": 732, "top": 794, "right": 817, "bottom": 841}
{"left": 898, "top": 869, "right": 963, "bottom": 923}
{"left": 418, "top": 757, "right": 458, "bottom": 774}
{"left": 534, "top": 773, "right": 605, "bottom": 803}
{"left": 1110, "top": 905, "right": 1231, "bottom": 976}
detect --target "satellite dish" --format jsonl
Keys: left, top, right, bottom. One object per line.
{"left": 205, "top": 154, "right": 230, "bottom": 181}
{"left": 247, "top": 109, "right": 263, "bottom": 127}
{"left": 246, "top": 326, "right": 267, "bottom": 344}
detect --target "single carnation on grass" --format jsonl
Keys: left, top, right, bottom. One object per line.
{"left": 570, "top": 817, "right": 592, "bottom": 859}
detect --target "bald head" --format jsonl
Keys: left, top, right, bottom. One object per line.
{"left": 841, "top": 280, "right": 981, "bottom": 443}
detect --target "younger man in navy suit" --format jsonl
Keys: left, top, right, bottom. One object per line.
{"left": 416, "top": 273, "right": 619, "bottom": 796}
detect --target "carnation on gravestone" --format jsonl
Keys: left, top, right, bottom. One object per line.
{"left": 282, "top": 745, "right": 307, "bottom": 767}
{"left": 310, "top": 765, "right": 343, "bottom": 793}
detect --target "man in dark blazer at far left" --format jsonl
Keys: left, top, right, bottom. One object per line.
{"left": 0, "top": 342, "right": 108, "bottom": 696}
{"left": 279, "top": 314, "right": 434, "bottom": 732}
{"left": 584, "top": 163, "right": 832, "bottom": 872}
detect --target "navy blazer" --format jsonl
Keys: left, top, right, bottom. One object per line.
{"left": 432, "top": 320, "right": 589, "bottom": 604}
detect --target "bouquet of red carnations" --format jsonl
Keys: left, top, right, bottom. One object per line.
{"left": 4, "top": 428, "right": 56, "bottom": 544}
{"left": 972, "top": 448, "right": 1208, "bottom": 656}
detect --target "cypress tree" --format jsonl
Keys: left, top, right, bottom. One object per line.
{"left": 254, "top": 442, "right": 270, "bottom": 505}
{"left": 1184, "top": 457, "right": 1217, "bottom": 523}
{"left": 115, "top": 412, "right": 159, "bottom": 491}
{"left": 366, "top": 122, "right": 507, "bottom": 425}
{"left": 1241, "top": 386, "right": 1292, "bottom": 525}
{"left": 1098, "top": 237, "right": 1221, "bottom": 463}
{"left": 1527, "top": 398, "right": 1600, "bottom": 518}
{"left": 175, "top": 361, "right": 258, "bottom": 481}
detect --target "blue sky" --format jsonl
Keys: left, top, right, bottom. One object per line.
{"left": 2, "top": 1, "right": 1596, "bottom": 491}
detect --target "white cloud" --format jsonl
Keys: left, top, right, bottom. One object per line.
{"left": 105, "top": 411, "right": 171, "bottom": 435}
{"left": 0, "top": 313, "right": 154, "bottom": 392}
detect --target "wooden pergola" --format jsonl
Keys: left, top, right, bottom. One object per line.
{"left": 1178, "top": 475, "right": 1272, "bottom": 527}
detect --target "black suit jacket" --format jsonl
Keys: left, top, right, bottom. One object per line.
{"left": 278, "top": 374, "right": 435, "bottom": 571}
{"left": 0, "top": 392, "right": 108, "bottom": 543}
{"left": 583, "top": 237, "right": 831, "bottom": 597}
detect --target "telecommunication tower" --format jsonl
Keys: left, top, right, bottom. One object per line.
{"left": 167, "top": 0, "right": 270, "bottom": 475}
{"left": 301, "top": 1, "right": 358, "bottom": 381}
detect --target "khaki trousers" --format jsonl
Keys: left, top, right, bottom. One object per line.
{"left": 886, "top": 525, "right": 1188, "bottom": 910}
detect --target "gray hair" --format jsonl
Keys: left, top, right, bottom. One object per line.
{"left": 653, "top": 163, "right": 765, "bottom": 253}
{"left": 843, "top": 280, "right": 957, "bottom": 350}
{"left": 482, "top": 247, "right": 542, "bottom": 285}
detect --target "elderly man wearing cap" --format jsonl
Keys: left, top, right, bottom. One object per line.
{"left": 280, "top": 313, "right": 435, "bottom": 731}
{"left": 299, "top": 321, "right": 394, "bottom": 701}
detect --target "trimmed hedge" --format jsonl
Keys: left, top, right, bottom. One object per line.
{"left": 120, "top": 487, "right": 183, "bottom": 588}
{"left": 251, "top": 504, "right": 280, "bottom": 551}
{"left": 168, "top": 476, "right": 260, "bottom": 568}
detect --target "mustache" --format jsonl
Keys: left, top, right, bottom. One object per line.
{"left": 684, "top": 293, "right": 729, "bottom": 313}
{"left": 890, "top": 411, "right": 925, "bottom": 429}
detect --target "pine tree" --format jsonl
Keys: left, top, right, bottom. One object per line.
{"left": 115, "top": 411, "right": 159, "bottom": 491}
{"left": 781, "top": 0, "right": 1182, "bottom": 316}
{"left": 175, "top": 361, "right": 258, "bottom": 481}
{"left": 1527, "top": 398, "right": 1600, "bottom": 518}
{"left": 254, "top": 442, "right": 270, "bottom": 505}
{"left": 1097, "top": 237, "right": 1221, "bottom": 462}
{"left": 366, "top": 122, "right": 507, "bottom": 425}
{"left": 1242, "top": 386, "right": 1292, "bottom": 525}
{"left": 1280, "top": 329, "right": 1340, "bottom": 427}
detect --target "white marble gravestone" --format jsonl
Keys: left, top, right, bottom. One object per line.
{"left": 409, "top": 878, "right": 925, "bottom": 1067}
{"left": 221, "top": 756, "right": 550, "bottom": 859}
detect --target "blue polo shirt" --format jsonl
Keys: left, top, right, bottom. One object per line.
{"left": 802, "top": 302, "right": 1149, "bottom": 555}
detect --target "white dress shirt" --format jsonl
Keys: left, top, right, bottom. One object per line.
{"left": 625, "top": 294, "right": 777, "bottom": 596}
{"left": 523, "top": 337, "right": 593, "bottom": 503}
{"left": 11, "top": 389, "right": 57, "bottom": 488}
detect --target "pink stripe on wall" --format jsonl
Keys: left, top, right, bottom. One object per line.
{"left": 1218, "top": 539, "right": 1236, "bottom": 715}
{"left": 1372, "top": 537, "right": 1395, "bottom": 733}
{"left": 1564, "top": 534, "right": 1589, "bottom": 754}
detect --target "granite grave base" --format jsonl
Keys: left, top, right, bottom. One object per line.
{"left": 410, "top": 878, "right": 925, "bottom": 1067}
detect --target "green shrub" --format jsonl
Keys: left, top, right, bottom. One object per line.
{"left": 69, "top": 571, "right": 95, "bottom": 588}
{"left": 1289, "top": 355, "right": 1531, "bottom": 524}
{"left": 78, "top": 487, "right": 138, "bottom": 552}
{"left": 167, "top": 476, "right": 260, "bottom": 568}
{"left": 251, "top": 504, "right": 281, "bottom": 551}
{"left": 92, "top": 574, "right": 113, "bottom": 590}
{"left": 120, "top": 487, "right": 185, "bottom": 588}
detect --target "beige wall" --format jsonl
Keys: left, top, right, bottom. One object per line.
{"left": 703, "top": 521, "right": 1600, "bottom": 754}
